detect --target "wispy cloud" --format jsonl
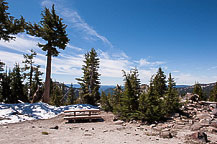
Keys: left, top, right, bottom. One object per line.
{"left": 67, "top": 44, "right": 83, "bottom": 51}
{"left": 0, "top": 34, "right": 40, "bottom": 53}
{"left": 136, "top": 58, "right": 165, "bottom": 67}
{"left": 208, "top": 66, "right": 217, "bottom": 71}
{"left": 41, "top": 0, "right": 113, "bottom": 48}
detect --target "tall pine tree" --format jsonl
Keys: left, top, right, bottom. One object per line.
{"left": 26, "top": 5, "right": 69, "bottom": 103}
{"left": 153, "top": 67, "right": 167, "bottom": 97}
{"left": 118, "top": 69, "right": 140, "bottom": 120}
{"left": 22, "top": 49, "right": 37, "bottom": 100}
{"left": 140, "top": 77, "right": 163, "bottom": 122}
{"left": 76, "top": 48, "right": 100, "bottom": 105}
{"left": 164, "top": 73, "right": 180, "bottom": 114}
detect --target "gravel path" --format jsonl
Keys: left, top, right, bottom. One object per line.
{"left": 0, "top": 112, "right": 212, "bottom": 144}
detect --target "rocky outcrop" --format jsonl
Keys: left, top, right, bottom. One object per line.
{"left": 149, "top": 101, "right": 217, "bottom": 143}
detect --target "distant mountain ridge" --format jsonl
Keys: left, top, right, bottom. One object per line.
{"left": 65, "top": 83, "right": 216, "bottom": 99}
{"left": 177, "top": 82, "right": 216, "bottom": 98}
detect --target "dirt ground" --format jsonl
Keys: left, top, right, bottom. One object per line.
{"left": 0, "top": 112, "right": 216, "bottom": 144}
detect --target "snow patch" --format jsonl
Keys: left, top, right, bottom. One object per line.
{"left": 0, "top": 102, "right": 99, "bottom": 124}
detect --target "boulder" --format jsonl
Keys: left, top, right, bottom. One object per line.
{"left": 160, "top": 131, "right": 173, "bottom": 139}
{"left": 197, "top": 113, "right": 211, "bottom": 120}
{"left": 210, "top": 120, "right": 217, "bottom": 128}
{"left": 190, "top": 131, "right": 208, "bottom": 143}
{"left": 191, "top": 123, "right": 202, "bottom": 131}
{"left": 114, "top": 120, "right": 124, "bottom": 125}
{"left": 211, "top": 108, "right": 217, "bottom": 116}
{"left": 50, "top": 126, "right": 59, "bottom": 130}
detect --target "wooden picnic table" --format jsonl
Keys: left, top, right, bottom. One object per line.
{"left": 64, "top": 109, "right": 102, "bottom": 122}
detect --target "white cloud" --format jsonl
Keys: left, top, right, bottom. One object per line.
{"left": 173, "top": 73, "right": 217, "bottom": 85}
{"left": 0, "top": 34, "right": 39, "bottom": 53}
{"left": 136, "top": 58, "right": 165, "bottom": 67}
{"left": 67, "top": 44, "right": 83, "bottom": 51}
{"left": 41, "top": 0, "right": 113, "bottom": 48}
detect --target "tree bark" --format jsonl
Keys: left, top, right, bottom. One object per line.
{"left": 42, "top": 49, "right": 52, "bottom": 103}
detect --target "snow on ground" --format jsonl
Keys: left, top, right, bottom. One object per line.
{"left": 0, "top": 102, "right": 99, "bottom": 125}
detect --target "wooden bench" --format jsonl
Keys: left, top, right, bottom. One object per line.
{"left": 64, "top": 109, "right": 102, "bottom": 122}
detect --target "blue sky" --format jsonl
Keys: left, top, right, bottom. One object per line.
{"left": 1, "top": 0, "right": 217, "bottom": 85}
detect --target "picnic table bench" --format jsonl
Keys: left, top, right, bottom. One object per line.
{"left": 64, "top": 109, "right": 102, "bottom": 122}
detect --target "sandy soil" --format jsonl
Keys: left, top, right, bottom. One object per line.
{"left": 0, "top": 112, "right": 215, "bottom": 144}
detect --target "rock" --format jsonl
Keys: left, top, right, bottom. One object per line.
{"left": 174, "top": 113, "right": 180, "bottom": 117}
{"left": 144, "top": 131, "right": 159, "bottom": 136}
{"left": 207, "top": 126, "right": 217, "bottom": 133}
{"left": 122, "top": 123, "right": 127, "bottom": 126}
{"left": 197, "top": 113, "right": 211, "bottom": 120}
{"left": 113, "top": 116, "right": 118, "bottom": 121}
{"left": 150, "top": 124, "right": 156, "bottom": 128}
{"left": 211, "top": 108, "right": 217, "bottom": 116}
{"left": 116, "top": 126, "right": 126, "bottom": 131}
{"left": 50, "top": 126, "right": 59, "bottom": 130}
{"left": 177, "top": 121, "right": 186, "bottom": 125}
{"left": 84, "top": 133, "right": 92, "bottom": 136}
{"left": 160, "top": 131, "right": 173, "bottom": 139}
{"left": 114, "top": 120, "right": 124, "bottom": 125}
{"left": 173, "top": 124, "right": 185, "bottom": 129}
{"left": 199, "top": 118, "right": 212, "bottom": 126}
{"left": 190, "top": 131, "right": 208, "bottom": 143}
{"left": 210, "top": 104, "right": 217, "bottom": 108}
{"left": 210, "top": 120, "right": 217, "bottom": 128}
{"left": 189, "top": 120, "right": 194, "bottom": 125}
{"left": 191, "top": 124, "right": 202, "bottom": 131}
{"left": 103, "top": 130, "right": 108, "bottom": 133}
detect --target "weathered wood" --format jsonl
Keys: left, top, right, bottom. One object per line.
{"left": 64, "top": 109, "right": 100, "bottom": 113}
{"left": 65, "top": 113, "right": 99, "bottom": 116}
{"left": 64, "top": 109, "right": 102, "bottom": 122}
{"left": 64, "top": 115, "right": 102, "bottom": 120}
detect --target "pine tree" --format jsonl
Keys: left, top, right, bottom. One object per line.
{"left": 164, "top": 73, "right": 180, "bottom": 114}
{"left": 100, "top": 91, "right": 112, "bottom": 112}
{"left": 0, "top": 60, "right": 4, "bottom": 72}
{"left": 10, "top": 63, "right": 28, "bottom": 103}
{"left": 0, "top": 60, "right": 5, "bottom": 101}
{"left": 129, "top": 68, "right": 140, "bottom": 110}
{"left": 22, "top": 49, "right": 37, "bottom": 99}
{"left": 193, "top": 82, "right": 204, "bottom": 100}
{"left": 153, "top": 67, "right": 167, "bottom": 97}
{"left": 66, "top": 84, "right": 76, "bottom": 105}
{"left": 0, "top": 0, "right": 25, "bottom": 41}
{"left": 118, "top": 70, "right": 140, "bottom": 120}
{"left": 50, "top": 82, "right": 62, "bottom": 107}
{"left": 1, "top": 68, "right": 12, "bottom": 103}
{"left": 112, "top": 85, "right": 122, "bottom": 113}
{"left": 210, "top": 82, "right": 217, "bottom": 102}
{"left": 32, "top": 65, "right": 43, "bottom": 95}
{"left": 143, "top": 78, "right": 163, "bottom": 122}
{"left": 26, "top": 5, "right": 69, "bottom": 103}
{"left": 138, "top": 92, "right": 148, "bottom": 120}
{"left": 76, "top": 48, "right": 100, "bottom": 105}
